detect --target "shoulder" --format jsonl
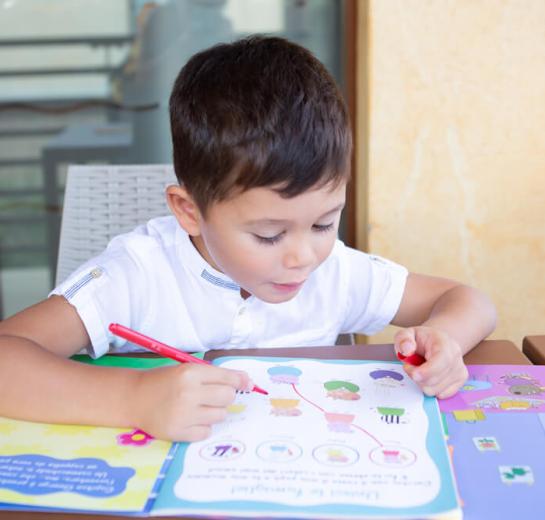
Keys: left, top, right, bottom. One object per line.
{"left": 315, "top": 239, "right": 379, "bottom": 277}
{"left": 311, "top": 240, "right": 408, "bottom": 312}
{"left": 325, "top": 241, "right": 407, "bottom": 275}
{"left": 91, "top": 216, "right": 180, "bottom": 273}
{"left": 50, "top": 217, "right": 188, "bottom": 357}
{"left": 53, "top": 216, "right": 183, "bottom": 303}
{"left": 108, "top": 216, "right": 179, "bottom": 255}
{"left": 333, "top": 245, "right": 408, "bottom": 335}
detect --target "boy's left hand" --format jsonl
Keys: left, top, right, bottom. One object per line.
{"left": 394, "top": 326, "right": 468, "bottom": 399}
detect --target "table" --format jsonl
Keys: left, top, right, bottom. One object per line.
{"left": 523, "top": 335, "right": 545, "bottom": 364}
{"left": 1, "top": 339, "right": 530, "bottom": 520}
{"left": 205, "top": 339, "right": 530, "bottom": 365}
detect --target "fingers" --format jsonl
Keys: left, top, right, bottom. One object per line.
{"left": 163, "top": 402, "right": 229, "bottom": 442}
{"left": 414, "top": 356, "right": 467, "bottom": 396}
{"left": 421, "top": 370, "right": 468, "bottom": 398}
{"left": 197, "top": 405, "right": 229, "bottom": 425}
{"left": 398, "top": 327, "right": 468, "bottom": 397}
{"left": 191, "top": 364, "right": 254, "bottom": 392}
{"left": 174, "top": 425, "right": 212, "bottom": 443}
{"left": 436, "top": 382, "right": 465, "bottom": 400}
{"left": 410, "top": 350, "right": 451, "bottom": 384}
{"left": 135, "top": 364, "right": 254, "bottom": 443}
{"left": 171, "top": 404, "right": 231, "bottom": 441}
{"left": 394, "top": 328, "right": 417, "bottom": 356}
{"left": 232, "top": 370, "right": 255, "bottom": 392}
{"left": 200, "top": 384, "right": 237, "bottom": 407}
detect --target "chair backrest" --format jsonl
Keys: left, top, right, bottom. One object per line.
{"left": 56, "top": 164, "right": 177, "bottom": 285}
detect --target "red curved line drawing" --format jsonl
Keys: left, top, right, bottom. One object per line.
{"left": 351, "top": 423, "right": 383, "bottom": 447}
{"left": 291, "top": 383, "right": 326, "bottom": 412}
{"left": 291, "top": 383, "right": 384, "bottom": 447}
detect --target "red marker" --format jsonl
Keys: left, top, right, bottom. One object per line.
{"left": 396, "top": 351, "right": 426, "bottom": 366}
{"left": 109, "top": 323, "right": 268, "bottom": 395}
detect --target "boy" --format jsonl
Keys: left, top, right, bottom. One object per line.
{"left": 0, "top": 36, "right": 496, "bottom": 441}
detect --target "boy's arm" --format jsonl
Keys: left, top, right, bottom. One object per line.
{"left": 390, "top": 273, "right": 497, "bottom": 397}
{"left": 0, "top": 296, "right": 249, "bottom": 440}
{"left": 0, "top": 295, "right": 137, "bottom": 426}
{"left": 391, "top": 273, "right": 497, "bottom": 355}
{"left": 0, "top": 296, "right": 134, "bottom": 426}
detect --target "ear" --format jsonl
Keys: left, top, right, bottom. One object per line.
{"left": 166, "top": 185, "right": 203, "bottom": 236}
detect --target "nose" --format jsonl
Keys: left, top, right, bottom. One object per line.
{"left": 283, "top": 238, "right": 316, "bottom": 270}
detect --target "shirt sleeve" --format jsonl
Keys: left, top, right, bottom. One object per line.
{"left": 340, "top": 248, "right": 408, "bottom": 335}
{"left": 49, "top": 251, "right": 145, "bottom": 358}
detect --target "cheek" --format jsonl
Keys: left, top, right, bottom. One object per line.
{"left": 316, "top": 234, "right": 337, "bottom": 262}
{"left": 234, "top": 242, "right": 277, "bottom": 275}
{"left": 201, "top": 230, "right": 240, "bottom": 270}
{"left": 209, "top": 234, "right": 275, "bottom": 278}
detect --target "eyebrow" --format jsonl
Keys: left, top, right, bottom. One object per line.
{"left": 245, "top": 203, "right": 345, "bottom": 225}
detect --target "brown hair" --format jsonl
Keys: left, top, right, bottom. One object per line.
{"left": 169, "top": 35, "right": 352, "bottom": 214}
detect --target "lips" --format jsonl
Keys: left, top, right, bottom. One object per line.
{"left": 271, "top": 281, "right": 305, "bottom": 292}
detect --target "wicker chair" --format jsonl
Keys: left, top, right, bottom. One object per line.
{"left": 55, "top": 164, "right": 176, "bottom": 285}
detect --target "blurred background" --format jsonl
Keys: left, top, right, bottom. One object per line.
{"left": 0, "top": 0, "right": 349, "bottom": 312}
{"left": 0, "top": 0, "right": 543, "bottom": 347}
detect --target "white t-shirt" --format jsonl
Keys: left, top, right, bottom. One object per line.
{"left": 51, "top": 216, "right": 408, "bottom": 358}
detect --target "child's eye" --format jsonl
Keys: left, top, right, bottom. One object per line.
{"left": 253, "top": 232, "right": 284, "bottom": 245}
{"left": 313, "top": 223, "right": 334, "bottom": 233}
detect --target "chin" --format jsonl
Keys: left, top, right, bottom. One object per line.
{"left": 255, "top": 290, "right": 300, "bottom": 304}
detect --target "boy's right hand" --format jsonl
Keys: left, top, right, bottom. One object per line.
{"left": 129, "top": 364, "right": 252, "bottom": 442}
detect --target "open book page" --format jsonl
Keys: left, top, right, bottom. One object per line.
{"left": 440, "top": 364, "right": 545, "bottom": 413}
{"left": 440, "top": 364, "right": 545, "bottom": 519}
{"left": 0, "top": 418, "right": 175, "bottom": 514}
{"left": 445, "top": 411, "right": 545, "bottom": 519}
{"left": 0, "top": 355, "right": 177, "bottom": 514}
{"left": 153, "top": 357, "right": 460, "bottom": 519}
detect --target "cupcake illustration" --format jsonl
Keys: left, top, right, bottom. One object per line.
{"left": 267, "top": 366, "right": 303, "bottom": 384}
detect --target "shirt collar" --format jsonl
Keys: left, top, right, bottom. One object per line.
{"left": 176, "top": 226, "right": 240, "bottom": 292}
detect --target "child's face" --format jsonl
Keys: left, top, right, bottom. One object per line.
{"left": 191, "top": 181, "right": 346, "bottom": 303}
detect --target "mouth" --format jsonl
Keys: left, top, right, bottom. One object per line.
{"left": 271, "top": 281, "right": 305, "bottom": 293}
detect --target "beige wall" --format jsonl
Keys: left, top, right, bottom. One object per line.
{"left": 356, "top": 1, "right": 545, "bottom": 346}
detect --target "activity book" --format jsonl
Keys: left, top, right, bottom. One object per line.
{"left": 0, "top": 355, "right": 461, "bottom": 518}
{"left": 439, "top": 365, "right": 545, "bottom": 520}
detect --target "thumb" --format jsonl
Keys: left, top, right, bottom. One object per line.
{"left": 394, "top": 328, "right": 417, "bottom": 356}
{"left": 232, "top": 369, "right": 255, "bottom": 393}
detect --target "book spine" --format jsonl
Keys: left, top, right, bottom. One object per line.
{"left": 142, "top": 443, "right": 180, "bottom": 514}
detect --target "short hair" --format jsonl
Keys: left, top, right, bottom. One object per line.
{"left": 169, "top": 35, "right": 352, "bottom": 214}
